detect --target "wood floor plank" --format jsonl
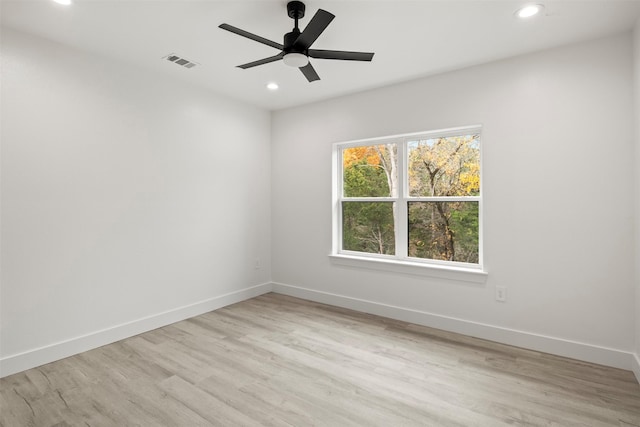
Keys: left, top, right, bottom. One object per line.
{"left": 158, "top": 375, "right": 262, "bottom": 426}
{"left": 1, "top": 292, "right": 639, "bottom": 426}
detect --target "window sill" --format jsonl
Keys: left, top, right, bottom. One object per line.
{"left": 328, "top": 254, "right": 488, "bottom": 284}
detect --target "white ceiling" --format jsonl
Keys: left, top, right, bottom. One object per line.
{"left": 2, "top": 0, "right": 640, "bottom": 111}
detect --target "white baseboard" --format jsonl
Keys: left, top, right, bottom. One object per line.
{"left": 0, "top": 282, "right": 273, "bottom": 378}
{"left": 4, "top": 281, "right": 636, "bottom": 381}
{"left": 632, "top": 353, "right": 640, "bottom": 384}
{"left": 272, "top": 282, "right": 634, "bottom": 371}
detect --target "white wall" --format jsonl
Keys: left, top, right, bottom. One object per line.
{"left": 272, "top": 33, "right": 636, "bottom": 368}
{"left": 0, "top": 28, "right": 272, "bottom": 376}
{"left": 634, "top": 17, "right": 640, "bottom": 380}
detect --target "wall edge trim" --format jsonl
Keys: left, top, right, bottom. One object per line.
{"left": 632, "top": 352, "right": 640, "bottom": 384}
{"left": 0, "top": 282, "right": 273, "bottom": 378}
{"left": 272, "top": 282, "right": 634, "bottom": 371}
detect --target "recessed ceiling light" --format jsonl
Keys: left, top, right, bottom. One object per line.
{"left": 516, "top": 4, "right": 544, "bottom": 19}
{"left": 52, "top": 0, "right": 72, "bottom": 5}
{"left": 266, "top": 82, "right": 279, "bottom": 91}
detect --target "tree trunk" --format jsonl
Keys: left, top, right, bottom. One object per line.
{"left": 435, "top": 203, "right": 455, "bottom": 261}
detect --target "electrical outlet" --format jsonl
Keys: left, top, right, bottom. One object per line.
{"left": 495, "top": 286, "right": 507, "bottom": 302}
{"left": 254, "top": 258, "right": 260, "bottom": 270}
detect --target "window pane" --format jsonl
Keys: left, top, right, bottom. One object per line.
{"left": 408, "top": 201, "right": 478, "bottom": 263}
{"left": 408, "top": 135, "right": 480, "bottom": 197}
{"left": 343, "top": 144, "right": 398, "bottom": 197}
{"left": 342, "top": 202, "right": 395, "bottom": 255}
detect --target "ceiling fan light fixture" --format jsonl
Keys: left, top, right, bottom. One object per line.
{"left": 283, "top": 53, "right": 309, "bottom": 68}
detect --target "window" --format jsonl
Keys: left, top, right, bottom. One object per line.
{"left": 332, "top": 126, "right": 484, "bottom": 276}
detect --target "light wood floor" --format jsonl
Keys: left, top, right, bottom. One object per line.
{"left": 1, "top": 293, "right": 639, "bottom": 426}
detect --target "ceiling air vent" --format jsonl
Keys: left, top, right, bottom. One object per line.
{"left": 164, "top": 53, "right": 198, "bottom": 69}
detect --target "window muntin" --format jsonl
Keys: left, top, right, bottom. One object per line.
{"left": 335, "top": 126, "right": 482, "bottom": 269}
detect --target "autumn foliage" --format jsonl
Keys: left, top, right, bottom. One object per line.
{"left": 341, "top": 135, "right": 480, "bottom": 263}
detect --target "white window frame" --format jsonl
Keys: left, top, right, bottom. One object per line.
{"left": 330, "top": 125, "right": 487, "bottom": 283}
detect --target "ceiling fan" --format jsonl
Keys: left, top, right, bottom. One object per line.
{"left": 219, "top": 1, "right": 375, "bottom": 82}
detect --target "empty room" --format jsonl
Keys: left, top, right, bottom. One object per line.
{"left": 2, "top": 0, "right": 640, "bottom": 425}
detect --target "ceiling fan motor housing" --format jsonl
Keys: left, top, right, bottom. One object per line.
{"left": 284, "top": 30, "right": 303, "bottom": 54}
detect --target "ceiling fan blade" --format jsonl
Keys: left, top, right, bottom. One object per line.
{"left": 308, "top": 49, "right": 375, "bottom": 61}
{"left": 299, "top": 62, "right": 320, "bottom": 82}
{"left": 238, "top": 53, "right": 285, "bottom": 69}
{"left": 219, "top": 23, "right": 283, "bottom": 50}
{"left": 293, "top": 9, "right": 335, "bottom": 50}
